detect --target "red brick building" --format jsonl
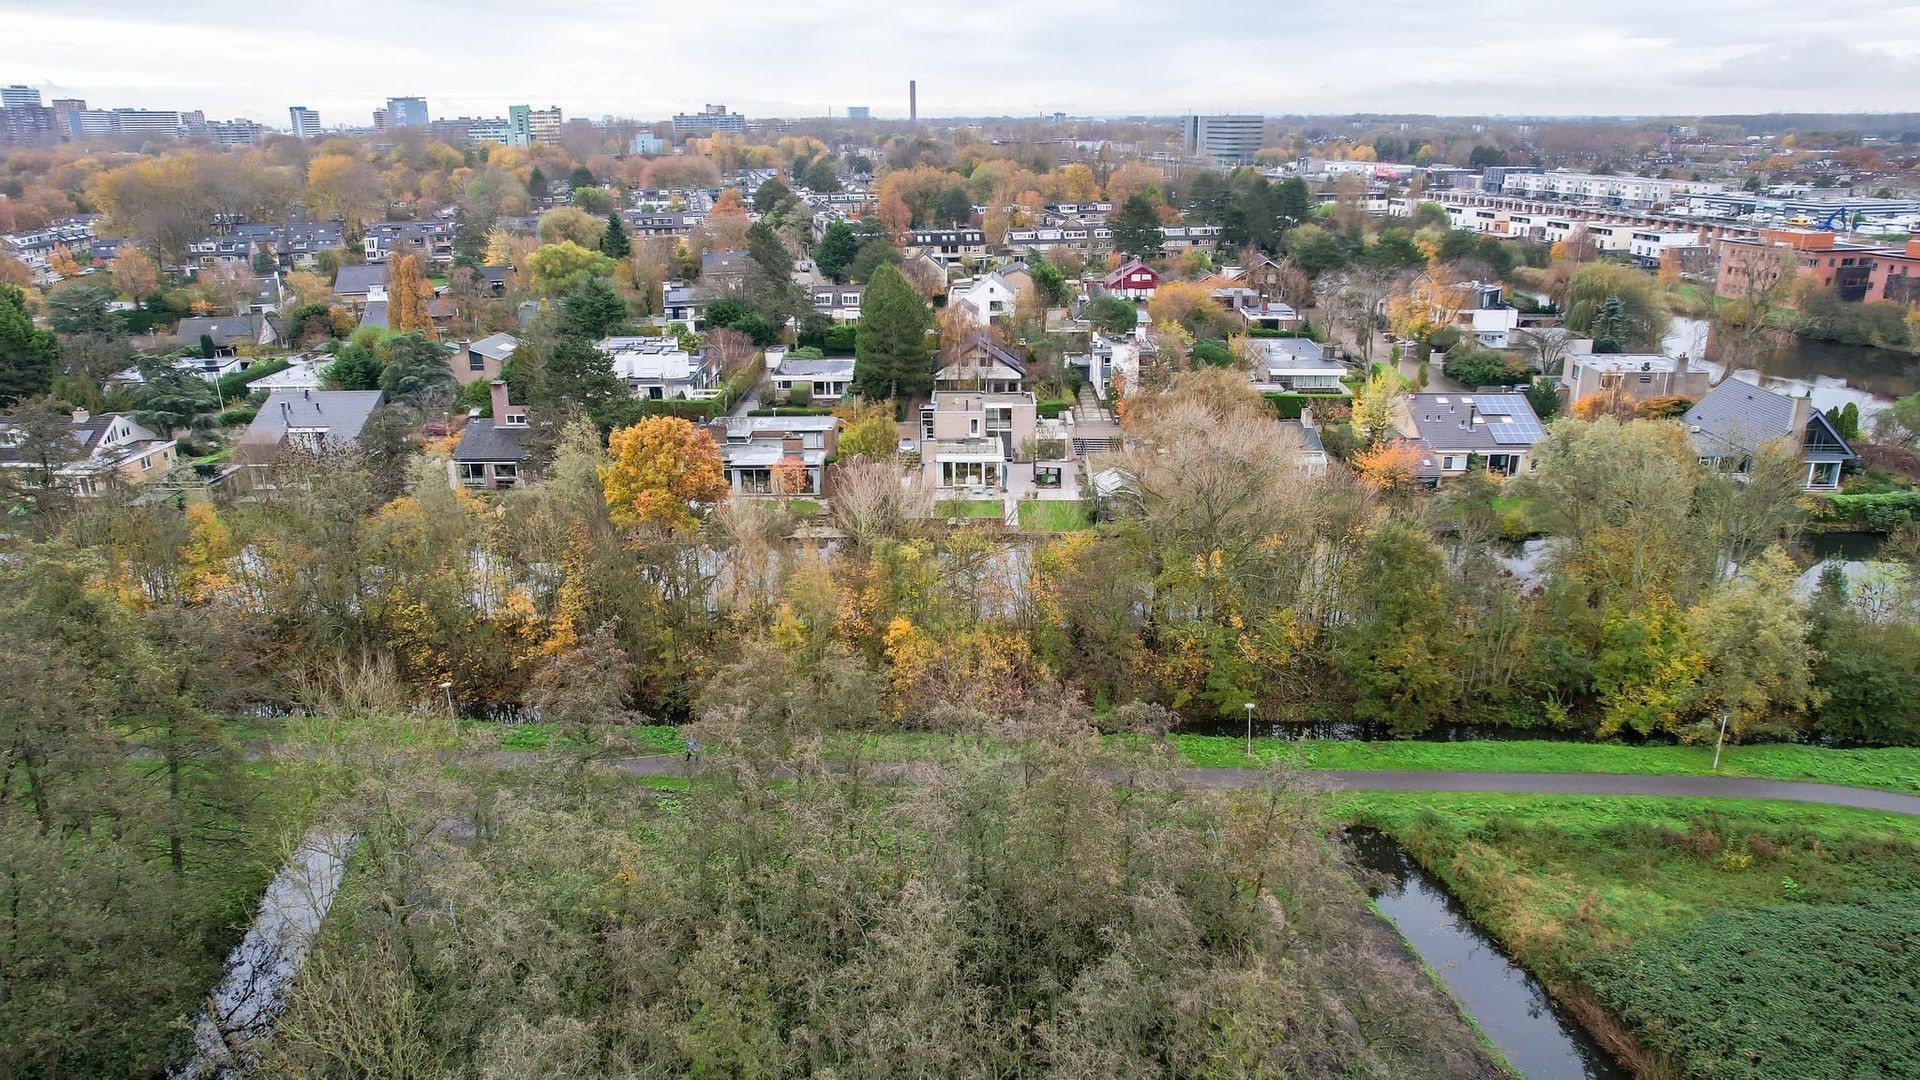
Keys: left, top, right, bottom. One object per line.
{"left": 1716, "top": 228, "right": 1920, "bottom": 305}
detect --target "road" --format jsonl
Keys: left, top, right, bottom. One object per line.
{"left": 485, "top": 752, "right": 1920, "bottom": 818}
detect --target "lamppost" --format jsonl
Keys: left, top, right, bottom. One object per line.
{"left": 1244, "top": 701, "right": 1256, "bottom": 760}
{"left": 1710, "top": 706, "right": 1730, "bottom": 771}
{"left": 439, "top": 681, "right": 456, "bottom": 734}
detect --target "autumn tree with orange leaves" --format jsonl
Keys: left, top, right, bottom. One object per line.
{"left": 387, "top": 253, "right": 436, "bottom": 337}
{"left": 1352, "top": 439, "right": 1426, "bottom": 494}
{"left": 600, "top": 417, "right": 729, "bottom": 533}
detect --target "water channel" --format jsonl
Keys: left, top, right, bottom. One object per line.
{"left": 1664, "top": 315, "right": 1920, "bottom": 419}
{"left": 1348, "top": 831, "right": 1630, "bottom": 1080}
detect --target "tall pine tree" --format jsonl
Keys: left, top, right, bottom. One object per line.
{"left": 600, "top": 211, "right": 631, "bottom": 259}
{"left": 815, "top": 220, "right": 858, "bottom": 284}
{"left": 0, "top": 285, "right": 58, "bottom": 406}
{"left": 853, "top": 264, "right": 931, "bottom": 401}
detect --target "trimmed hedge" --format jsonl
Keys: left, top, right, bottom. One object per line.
{"left": 1262, "top": 391, "right": 1343, "bottom": 420}
{"left": 1818, "top": 491, "right": 1920, "bottom": 532}
{"left": 1245, "top": 327, "right": 1307, "bottom": 339}
{"left": 633, "top": 399, "right": 724, "bottom": 420}
{"left": 748, "top": 406, "right": 836, "bottom": 417}
{"left": 1036, "top": 398, "right": 1072, "bottom": 420}
{"left": 218, "top": 406, "right": 258, "bottom": 427}
{"left": 215, "top": 357, "right": 291, "bottom": 401}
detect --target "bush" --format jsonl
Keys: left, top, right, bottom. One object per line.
{"left": 1188, "top": 339, "right": 1233, "bottom": 367}
{"left": 1818, "top": 491, "right": 1920, "bottom": 532}
{"left": 1245, "top": 327, "right": 1306, "bottom": 338}
{"left": 1264, "top": 392, "right": 1307, "bottom": 419}
{"left": 787, "top": 384, "right": 812, "bottom": 407}
{"left": 632, "top": 399, "right": 723, "bottom": 420}
{"left": 214, "top": 358, "right": 290, "bottom": 402}
{"left": 1036, "top": 398, "right": 1072, "bottom": 420}
{"left": 1441, "top": 346, "right": 1527, "bottom": 389}
{"left": 217, "top": 405, "right": 258, "bottom": 427}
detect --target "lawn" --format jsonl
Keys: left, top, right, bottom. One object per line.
{"left": 457, "top": 719, "right": 1920, "bottom": 798}
{"left": 1352, "top": 792, "right": 1920, "bottom": 1080}
{"left": 777, "top": 498, "right": 821, "bottom": 517}
{"left": 1165, "top": 735, "right": 1920, "bottom": 795}
{"left": 1016, "top": 499, "right": 1092, "bottom": 532}
{"left": 936, "top": 499, "right": 1004, "bottom": 519}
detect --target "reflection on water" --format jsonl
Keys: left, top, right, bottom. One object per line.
{"left": 1350, "top": 831, "right": 1629, "bottom": 1080}
{"left": 1666, "top": 316, "right": 1920, "bottom": 417}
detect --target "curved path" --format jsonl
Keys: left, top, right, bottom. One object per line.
{"left": 517, "top": 753, "right": 1920, "bottom": 818}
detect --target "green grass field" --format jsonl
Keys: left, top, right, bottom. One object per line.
{"left": 1354, "top": 792, "right": 1920, "bottom": 1080}
{"left": 1016, "top": 500, "right": 1092, "bottom": 532}
{"left": 936, "top": 499, "right": 1004, "bottom": 519}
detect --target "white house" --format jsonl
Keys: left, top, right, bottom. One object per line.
{"left": 596, "top": 336, "right": 713, "bottom": 400}
{"left": 952, "top": 271, "right": 1022, "bottom": 327}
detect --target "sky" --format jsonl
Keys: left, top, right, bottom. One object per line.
{"left": 4, "top": 0, "right": 1920, "bottom": 126}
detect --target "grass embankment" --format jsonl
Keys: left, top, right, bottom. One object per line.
{"left": 1354, "top": 792, "right": 1920, "bottom": 1080}
{"left": 1016, "top": 499, "right": 1093, "bottom": 532}
{"left": 459, "top": 722, "right": 1920, "bottom": 797}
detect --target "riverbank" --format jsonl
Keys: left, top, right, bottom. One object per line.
{"left": 456, "top": 722, "right": 1920, "bottom": 797}
{"left": 1353, "top": 792, "right": 1920, "bottom": 1080}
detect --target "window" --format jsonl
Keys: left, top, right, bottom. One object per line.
{"left": 969, "top": 417, "right": 980, "bottom": 437}
{"left": 469, "top": 352, "right": 485, "bottom": 371}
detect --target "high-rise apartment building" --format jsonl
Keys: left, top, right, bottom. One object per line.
{"left": 518, "top": 105, "right": 562, "bottom": 146}
{"left": 385, "top": 96, "right": 429, "bottom": 128}
{"left": 671, "top": 104, "right": 744, "bottom": 137}
{"left": 372, "top": 108, "right": 388, "bottom": 131}
{"left": 112, "top": 109, "right": 183, "bottom": 136}
{"left": 1181, "top": 114, "right": 1264, "bottom": 165}
{"left": 289, "top": 105, "right": 321, "bottom": 137}
{"left": 1, "top": 85, "right": 41, "bottom": 109}
{"left": 847, "top": 106, "right": 869, "bottom": 120}
{"left": 50, "top": 98, "right": 86, "bottom": 138}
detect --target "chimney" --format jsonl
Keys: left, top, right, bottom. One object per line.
{"left": 489, "top": 379, "right": 511, "bottom": 421}
{"left": 1788, "top": 393, "right": 1811, "bottom": 433}
{"left": 280, "top": 401, "right": 292, "bottom": 423}
{"left": 70, "top": 408, "right": 89, "bottom": 424}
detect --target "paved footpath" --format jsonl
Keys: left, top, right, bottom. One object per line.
{"left": 483, "top": 752, "right": 1920, "bottom": 818}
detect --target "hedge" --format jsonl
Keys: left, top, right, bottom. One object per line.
{"left": 1817, "top": 491, "right": 1920, "bottom": 532}
{"left": 1245, "top": 327, "right": 1306, "bottom": 339}
{"left": 1036, "top": 398, "right": 1072, "bottom": 420}
{"left": 1262, "top": 391, "right": 1342, "bottom": 420}
{"left": 218, "top": 406, "right": 258, "bottom": 427}
{"left": 215, "top": 357, "right": 291, "bottom": 401}
{"left": 748, "top": 407, "right": 836, "bottom": 417}
{"left": 633, "top": 399, "right": 724, "bottom": 420}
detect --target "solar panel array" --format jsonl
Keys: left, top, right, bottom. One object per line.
{"left": 1470, "top": 395, "right": 1545, "bottom": 444}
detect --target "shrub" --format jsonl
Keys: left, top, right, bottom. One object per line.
{"left": 217, "top": 405, "right": 258, "bottom": 427}
{"left": 1818, "top": 491, "right": 1920, "bottom": 532}
{"left": 1441, "top": 346, "right": 1526, "bottom": 389}
{"left": 1036, "top": 398, "right": 1072, "bottom": 420}
{"left": 1264, "top": 392, "right": 1306, "bottom": 420}
{"left": 214, "top": 358, "right": 291, "bottom": 402}
{"left": 787, "top": 384, "right": 812, "bottom": 407}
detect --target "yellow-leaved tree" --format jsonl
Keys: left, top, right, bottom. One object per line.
{"left": 600, "top": 417, "right": 729, "bottom": 534}
{"left": 387, "top": 253, "right": 435, "bottom": 337}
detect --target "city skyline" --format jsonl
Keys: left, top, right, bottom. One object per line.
{"left": 4, "top": 0, "right": 1920, "bottom": 125}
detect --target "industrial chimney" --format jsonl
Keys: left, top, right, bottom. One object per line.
{"left": 909, "top": 80, "right": 917, "bottom": 124}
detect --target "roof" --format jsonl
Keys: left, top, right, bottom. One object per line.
{"left": 452, "top": 418, "right": 527, "bottom": 463}
{"left": 598, "top": 336, "right": 701, "bottom": 382}
{"left": 1406, "top": 393, "right": 1546, "bottom": 452}
{"left": 358, "top": 301, "right": 388, "bottom": 329}
{"left": 1680, "top": 379, "right": 1796, "bottom": 456}
{"left": 700, "top": 249, "right": 751, "bottom": 277}
{"left": 1103, "top": 259, "right": 1158, "bottom": 284}
{"left": 1573, "top": 353, "right": 1680, "bottom": 374}
{"left": 468, "top": 332, "right": 518, "bottom": 361}
{"left": 720, "top": 415, "right": 838, "bottom": 436}
{"left": 1258, "top": 338, "right": 1328, "bottom": 365}
{"left": 173, "top": 315, "right": 268, "bottom": 346}
{"left": 240, "top": 390, "right": 385, "bottom": 447}
{"left": 0, "top": 411, "right": 167, "bottom": 469}
{"left": 332, "top": 263, "right": 389, "bottom": 296}
{"left": 773, "top": 355, "right": 855, "bottom": 378}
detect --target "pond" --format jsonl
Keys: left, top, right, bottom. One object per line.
{"left": 1349, "top": 831, "right": 1629, "bottom": 1080}
{"left": 1666, "top": 316, "right": 1920, "bottom": 418}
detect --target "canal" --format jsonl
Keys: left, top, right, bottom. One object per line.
{"left": 1666, "top": 315, "right": 1920, "bottom": 418}
{"left": 1349, "top": 831, "right": 1630, "bottom": 1080}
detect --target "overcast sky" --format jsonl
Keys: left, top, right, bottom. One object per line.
{"left": 5, "top": 0, "right": 1919, "bottom": 126}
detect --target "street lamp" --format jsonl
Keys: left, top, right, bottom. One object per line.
{"left": 1710, "top": 706, "right": 1730, "bottom": 771}
{"left": 439, "top": 680, "right": 455, "bottom": 722}
{"left": 1244, "top": 702, "right": 1256, "bottom": 760}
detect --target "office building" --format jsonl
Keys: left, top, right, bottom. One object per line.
{"left": 629, "top": 132, "right": 663, "bottom": 154}
{"left": 1, "top": 85, "right": 41, "bottom": 109}
{"left": 289, "top": 105, "right": 321, "bottom": 138}
{"left": 671, "top": 104, "right": 745, "bottom": 137}
{"left": 847, "top": 106, "right": 869, "bottom": 120}
{"left": 385, "top": 96, "right": 429, "bottom": 128}
{"left": 465, "top": 117, "right": 511, "bottom": 144}
{"left": 1181, "top": 114, "right": 1263, "bottom": 165}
